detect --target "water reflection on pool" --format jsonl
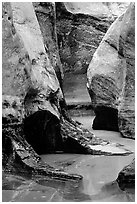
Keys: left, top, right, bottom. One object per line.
{"left": 3, "top": 152, "right": 134, "bottom": 202}
{"left": 2, "top": 116, "right": 135, "bottom": 202}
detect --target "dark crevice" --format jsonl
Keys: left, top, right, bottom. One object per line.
{"left": 93, "top": 106, "right": 119, "bottom": 132}
{"left": 24, "top": 110, "right": 63, "bottom": 154}
{"left": 105, "top": 39, "right": 124, "bottom": 57}
{"left": 62, "top": 137, "right": 89, "bottom": 154}
{"left": 104, "top": 39, "right": 118, "bottom": 51}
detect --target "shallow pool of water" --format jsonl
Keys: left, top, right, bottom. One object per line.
{"left": 2, "top": 116, "right": 135, "bottom": 202}
{"left": 3, "top": 153, "right": 135, "bottom": 202}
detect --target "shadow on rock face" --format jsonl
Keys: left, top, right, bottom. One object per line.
{"left": 24, "top": 110, "right": 63, "bottom": 155}
{"left": 24, "top": 110, "right": 91, "bottom": 155}
{"left": 93, "top": 106, "right": 119, "bottom": 132}
{"left": 63, "top": 136, "right": 89, "bottom": 154}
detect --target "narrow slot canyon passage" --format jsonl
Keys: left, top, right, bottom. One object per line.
{"left": 63, "top": 72, "right": 91, "bottom": 105}
{"left": 2, "top": 71, "right": 135, "bottom": 202}
{"left": 40, "top": 71, "right": 135, "bottom": 202}
{"left": 2, "top": 2, "right": 135, "bottom": 202}
{"left": 63, "top": 71, "right": 134, "bottom": 151}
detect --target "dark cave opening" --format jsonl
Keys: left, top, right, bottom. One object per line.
{"left": 93, "top": 106, "right": 119, "bottom": 132}
{"left": 24, "top": 110, "right": 63, "bottom": 155}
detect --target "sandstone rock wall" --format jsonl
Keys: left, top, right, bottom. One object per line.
{"left": 2, "top": 2, "right": 63, "bottom": 121}
{"left": 87, "top": 3, "right": 135, "bottom": 138}
{"left": 2, "top": 3, "right": 134, "bottom": 180}
{"left": 2, "top": 2, "right": 64, "bottom": 154}
{"left": 33, "top": 2, "right": 64, "bottom": 89}
{"left": 118, "top": 3, "right": 135, "bottom": 138}
{"left": 56, "top": 2, "right": 129, "bottom": 73}
{"left": 65, "top": 2, "right": 129, "bottom": 20}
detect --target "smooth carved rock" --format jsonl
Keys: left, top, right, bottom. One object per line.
{"left": 56, "top": 2, "right": 129, "bottom": 73}
{"left": 87, "top": 3, "right": 135, "bottom": 138}
{"left": 2, "top": 2, "right": 63, "bottom": 119}
{"left": 118, "top": 4, "right": 135, "bottom": 139}
{"left": 2, "top": 2, "right": 133, "bottom": 181}
{"left": 33, "top": 2, "right": 64, "bottom": 89}
{"left": 64, "top": 2, "right": 129, "bottom": 20}
{"left": 2, "top": 2, "right": 74, "bottom": 180}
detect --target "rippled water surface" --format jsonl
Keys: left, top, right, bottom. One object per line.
{"left": 2, "top": 116, "right": 135, "bottom": 202}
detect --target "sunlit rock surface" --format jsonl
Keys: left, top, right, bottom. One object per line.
{"left": 2, "top": 2, "right": 63, "bottom": 120}
{"left": 117, "top": 4, "right": 135, "bottom": 139}
{"left": 2, "top": 2, "right": 70, "bottom": 179}
{"left": 56, "top": 2, "right": 129, "bottom": 73}
{"left": 87, "top": 3, "right": 135, "bottom": 139}
{"left": 2, "top": 2, "right": 132, "bottom": 159}
{"left": 2, "top": 2, "right": 134, "bottom": 189}
{"left": 65, "top": 2, "right": 129, "bottom": 20}
{"left": 33, "top": 2, "right": 64, "bottom": 88}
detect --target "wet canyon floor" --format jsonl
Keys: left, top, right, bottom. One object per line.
{"left": 2, "top": 119, "right": 135, "bottom": 202}
{"left": 2, "top": 73, "right": 135, "bottom": 202}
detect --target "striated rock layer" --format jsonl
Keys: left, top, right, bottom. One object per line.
{"left": 2, "top": 2, "right": 133, "bottom": 181}
{"left": 118, "top": 4, "right": 135, "bottom": 139}
{"left": 33, "top": 2, "right": 64, "bottom": 89}
{"left": 2, "top": 2, "right": 69, "bottom": 180}
{"left": 87, "top": 3, "right": 135, "bottom": 139}
{"left": 2, "top": 2, "right": 63, "bottom": 119}
{"left": 2, "top": 1, "right": 65, "bottom": 152}
{"left": 56, "top": 2, "right": 129, "bottom": 73}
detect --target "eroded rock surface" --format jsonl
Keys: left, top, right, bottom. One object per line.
{"left": 33, "top": 2, "right": 64, "bottom": 89}
{"left": 87, "top": 3, "right": 135, "bottom": 139}
{"left": 118, "top": 4, "right": 135, "bottom": 139}
{"left": 2, "top": 2, "right": 78, "bottom": 180}
{"left": 65, "top": 2, "right": 129, "bottom": 19}
{"left": 2, "top": 2, "right": 63, "bottom": 119}
{"left": 2, "top": 2, "right": 133, "bottom": 182}
{"left": 56, "top": 2, "right": 129, "bottom": 73}
{"left": 117, "top": 158, "right": 135, "bottom": 190}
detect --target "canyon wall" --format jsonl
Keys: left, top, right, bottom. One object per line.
{"left": 2, "top": 2, "right": 63, "bottom": 156}
{"left": 33, "top": 2, "right": 64, "bottom": 88}
{"left": 56, "top": 2, "right": 129, "bottom": 73}
{"left": 87, "top": 3, "right": 135, "bottom": 139}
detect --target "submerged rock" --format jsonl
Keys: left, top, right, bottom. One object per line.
{"left": 56, "top": 2, "right": 129, "bottom": 73}
{"left": 87, "top": 3, "right": 135, "bottom": 139}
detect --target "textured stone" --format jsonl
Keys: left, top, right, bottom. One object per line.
{"left": 2, "top": 2, "right": 63, "bottom": 120}
{"left": 117, "top": 158, "right": 135, "bottom": 190}
{"left": 87, "top": 3, "right": 135, "bottom": 138}
{"left": 65, "top": 2, "right": 129, "bottom": 20}
{"left": 2, "top": 3, "right": 133, "bottom": 180}
{"left": 33, "top": 2, "right": 64, "bottom": 88}
{"left": 118, "top": 4, "right": 135, "bottom": 139}
{"left": 56, "top": 2, "right": 129, "bottom": 73}
{"left": 2, "top": 95, "right": 24, "bottom": 124}
{"left": 2, "top": 2, "right": 64, "bottom": 159}
{"left": 2, "top": 2, "right": 82, "bottom": 180}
